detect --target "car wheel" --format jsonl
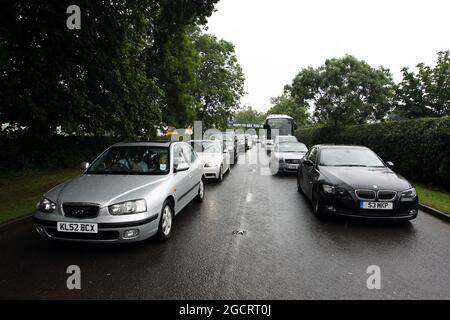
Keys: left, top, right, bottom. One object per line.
{"left": 269, "top": 161, "right": 278, "bottom": 176}
{"left": 157, "top": 200, "right": 174, "bottom": 241}
{"left": 217, "top": 166, "right": 224, "bottom": 182}
{"left": 297, "top": 176, "right": 303, "bottom": 194}
{"left": 195, "top": 178, "right": 205, "bottom": 202}
{"left": 312, "top": 191, "right": 324, "bottom": 218}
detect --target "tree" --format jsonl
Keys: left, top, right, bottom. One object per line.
{"left": 0, "top": 0, "right": 219, "bottom": 137}
{"left": 267, "top": 93, "right": 310, "bottom": 127}
{"left": 395, "top": 50, "right": 450, "bottom": 119}
{"left": 233, "top": 106, "right": 266, "bottom": 124}
{"left": 192, "top": 32, "right": 245, "bottom": 130}
{"left": 288, "top": 55, "right": 396, "bottom": 126}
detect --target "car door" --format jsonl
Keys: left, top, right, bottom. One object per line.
{"left": 302, "top": 147, "right": 318, "bottom": 200}
{"left": 222, "top": 142, "right": 230, "bottom": 171}
{"left": 172, "top": 144, "right": 192, "bottom": 211}
{"left": 182, "top": 144, "right": 200, "bottom": 202}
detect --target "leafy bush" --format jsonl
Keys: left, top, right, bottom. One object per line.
{"left": 0, "top": 135, "right": 119, "bottom": 171}
{"left": 296, "top": 117, "right": 450, "bottom": 189}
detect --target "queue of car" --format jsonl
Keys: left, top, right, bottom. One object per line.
{"left": 33, "top": 130, "right": 418, "bottom": 244}
{"left": 33, "top": 132, "right": 257, "bottom": 243}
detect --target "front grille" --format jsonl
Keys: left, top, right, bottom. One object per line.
{"left": 45, "top": 228, "right": 119, "bottom": 241}
{"left": 355, "top": 190, "right": 376, "bottom": 200}
{"left": 63, "top": 203, "right": 100, "bottom": 219}
{"left": 377, "top": 190, "right": 397, "bottom": 201}
{"left": 285, "top": 159, "right": 301, "bottom": 164}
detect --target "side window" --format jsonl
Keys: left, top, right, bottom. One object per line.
{"left": 309, "top": 148, "right": 318, "bottom": 165}
{"left": 304, "top": 148, "right": 313, "bottom": 161}
{"left": 173, "top": 145, "right": 187, "bottom": 166}
{"left": 181, "top": 145, "right": 193, "bottom": 164}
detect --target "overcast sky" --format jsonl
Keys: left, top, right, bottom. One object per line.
{"left": 206, "top": 0, "right": 450, "bottom": 112}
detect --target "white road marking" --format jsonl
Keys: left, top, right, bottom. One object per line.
{"left": 246, "top": 193, "right": 253, "bottom": 202}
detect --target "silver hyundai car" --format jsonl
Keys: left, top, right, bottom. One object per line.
{"left": 33, "top": 142, "right": 205, "bottom": 243}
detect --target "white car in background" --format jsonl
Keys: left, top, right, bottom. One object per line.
{"left": 191, "top": 140, "right": 231, "bottom": 182}
{"left": 270, "top": 141, "right": 308, "bottom": 175}
{"left": 274, "top": 135, "right": 298, "bottom": 145}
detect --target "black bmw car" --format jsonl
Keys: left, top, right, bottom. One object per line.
{"left": 297, "top": 145, "right": 418, "bottom": 220}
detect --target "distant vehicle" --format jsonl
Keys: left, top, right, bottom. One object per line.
{"left": 244, "top": 134, "right": 253, "bottom": 150}
{"left": 210, "top": 132, "right": 238, "bottom": 164}
{"left": 297, "top": 145, "right": 418, "bottom": 220}
{"left": 191, "top": 140, "right": 231, "bottom": 182}
{"left": 34, "top": 142, "right": 205, "bottom": 243}
{"left": 252, "top": 134, "right": 259, "bottom": 144}
{"left": 274, "top": 135, "right": 298, "bottom": 145}
{"left": 269, "top": 142, "right": 308, "bottom": 175}
{"left": 263, "top": 114, "right": 296, "bottom": 153}
{"left": 235, "top": 134, "right": 246, "bottom": 153}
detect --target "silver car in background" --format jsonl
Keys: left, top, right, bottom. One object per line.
{"left": 269, "top": 141, "right": 308, "bottom": 175}
{"left": 274, "top": 135, "right": 298, "bottom": 145}
{"left": 34, "top": 142, "right": 205, "bottom": 243}
{"left": 191, "top": 140, "right": 231, "bottom": 182}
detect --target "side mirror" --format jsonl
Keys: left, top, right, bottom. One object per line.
{"left": 302, "top": 159, "right": 313, "bottom": 167}
{"left": 386, "top": 161, "right": 394, "bottom": 168}
{"left": 80, "top": 162, "right": 89, "bottom": 170}
{"left": 174, "top": 162, "right": 190, "bottom": 172}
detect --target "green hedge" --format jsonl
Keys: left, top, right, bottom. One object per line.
{"left": 0, "top": 135, "right": 120, "bottom": 171}
{"left": 296, "top": 117, "right": 450, "bottom": 189}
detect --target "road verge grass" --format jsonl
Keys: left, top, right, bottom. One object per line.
{"left": 415, "top": 183, "right": 450, "bottom": 215}
{"left": 0, "top": 168, "right": 80, "bottom": 224}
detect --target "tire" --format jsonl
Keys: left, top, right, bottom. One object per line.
{"left": 297, "top": 176, "right": 303, "bottom": 193}
{"left": 195, "top": 178, "right": 205, "bottom": 202}
{"left": 269, "top": 161, "right": 278, "bottom": 176}
{"left": 157, "top": 200, "right": 174, "bottom": 241}
{"left": 312, "top": 191, "right": 324, "bottom": 218}
{"left": 217, "top": 166, "right": 224, "bottom": 182}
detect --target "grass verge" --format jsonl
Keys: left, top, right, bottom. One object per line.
{"left": 415, "top": 183, "right": 450, "bottom": 215}
{"left": 0, "top": 168, "right": 80, "bottom": 224}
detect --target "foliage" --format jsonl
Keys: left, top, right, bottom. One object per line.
{"left": 296, "top": 117, "right": 450, "bottom": 189}
{"left": 233, "top": 106, "right": 266, "bottom": 125}
{"left": 192, "top": 31, "right": 245, "bottom": 130}
{"left": 0, "top": 0, "right": 219, "bottom": 137}
{"left": 287, "top": 55, "right": 396, "bottom": 126}
{"left": 395, "top": 50, "right": 450, "bottom": 119}
{"left": 268, "top": 93, "right": 310, "bottom": 127}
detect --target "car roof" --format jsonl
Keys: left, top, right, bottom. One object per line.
{"left": 313, "top": 144, "right": 369, "bottom": 149}
{"left": 111, "top": 141, "right": 175, "bottom": 148}
{"left": 266, "top": 114, "right": 293, "bottom": 120}
{"left": 190, "top": 140, "right": 220, "bottom": 143}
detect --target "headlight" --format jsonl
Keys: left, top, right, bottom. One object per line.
{"left": 36, "top": 198, "right": 56, "bottom": 213}
{"left": 400, "top": 188, "right": 417, "bottom": 201}
{"left": 205, "top": 162, "right": 219, "bottom": 168}
{"left": 322, "top": 184, "right": 347, "bottom": 196}
{"left": 108, "top": 199, "right": 147, "bottom": 215}
{"left": 323, "top": 184, "right": 336, "bottom": 194}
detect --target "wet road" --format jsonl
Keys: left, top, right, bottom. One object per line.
{"left": 0, "top": 145, "right": 449, "bottom": 299}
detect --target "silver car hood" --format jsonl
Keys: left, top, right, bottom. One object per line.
{"left": 45, "top": 174, "right": 169, "bottom": 207}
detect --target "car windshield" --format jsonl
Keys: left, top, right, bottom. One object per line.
{"left": 267, "top": 118, "right": 293, "bottom": 135}
{"left": 319, "top": 148, "right": 385, "bottom": 167}
{"left": 192, "top": 141, "right": 220, "bottom": 153}
{"left": 87, "top": 146, "right": 170, "bottom": 175}
{"left": 277, "top": 142, "right": 308, "bottom": 152}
